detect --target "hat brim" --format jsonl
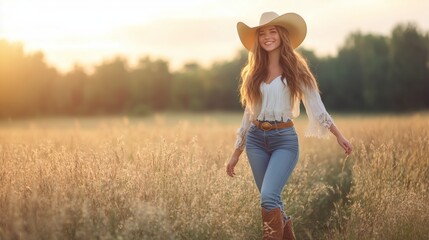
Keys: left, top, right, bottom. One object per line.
{"left": 237, "top": 12, "right": 307, "bottom": 51}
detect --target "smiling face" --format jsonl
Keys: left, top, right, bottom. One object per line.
{"left": 257, "top": 25, "right": 281, "bottom": 53}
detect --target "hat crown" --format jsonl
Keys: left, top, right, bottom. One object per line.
{"left": 259, "top": 12, "right": 280, "bottom": 25}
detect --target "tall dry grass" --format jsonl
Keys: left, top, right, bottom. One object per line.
{"left": 0, "top": 113, "right": 428, "bottom": 239}
{"left": 328, "top": 115, "right": 429, "bottom": 240}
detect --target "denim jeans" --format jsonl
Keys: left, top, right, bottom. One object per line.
{"left": 246, "top": 123, "right": 299, "bottom": 218}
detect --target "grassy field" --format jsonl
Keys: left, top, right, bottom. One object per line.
{"left": 0, "top": 113, "right": 428, "bottom": 240}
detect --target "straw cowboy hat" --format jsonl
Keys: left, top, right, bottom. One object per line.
{"left": 237, "top": 11, "right": 307, "bottom": 51}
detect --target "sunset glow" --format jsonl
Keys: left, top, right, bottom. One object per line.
{"left": 1, "top": 0, "right": 428, "bottom": 72}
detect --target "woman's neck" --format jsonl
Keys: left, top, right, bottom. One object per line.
{"left": 267, "top": 49, "right": 281, "bottom": 75}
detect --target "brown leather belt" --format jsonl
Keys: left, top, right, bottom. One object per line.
{"left": 252, "top": 120, "right": 294, "bottom": 131}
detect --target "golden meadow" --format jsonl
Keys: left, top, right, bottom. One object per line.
{"left": 1, "top": 113, "right": 428, "bottom": 240}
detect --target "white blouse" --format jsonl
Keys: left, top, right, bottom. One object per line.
{"left": 235, "top": 76, "right": 334, "bottom": 150}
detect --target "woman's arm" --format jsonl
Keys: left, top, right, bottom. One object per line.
{"left": 226, "top": 148, "right": 244, "bottom": 177}
{"left": 302, "top": 86, "right": 352, "bottom": 155}
{"left": 329, "top": 124, "right": 353, "bottom": 155}
{"left": 227, "top": 107, "right": 252, "bottom": 177}
{"left": 301, "top": 86, "right": 334, "bottom": 138}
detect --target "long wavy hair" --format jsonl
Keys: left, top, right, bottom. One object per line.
{"left": 239, "top": 25, "right": 319, "bottom": 109}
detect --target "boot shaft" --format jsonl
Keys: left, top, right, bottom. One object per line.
{"left": 262, "top": 208, "right": 283, "bottom": 240}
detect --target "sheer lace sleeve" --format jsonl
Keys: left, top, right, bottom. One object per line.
{"left": 234, "top": 106, "right": 252, "bottom": 150}
{"left": 302, "top": 86, "right": 334, "bottom": 139}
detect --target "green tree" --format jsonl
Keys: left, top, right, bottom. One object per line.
{"left": 86, "top": 57, "right": 130, "bottom": 114}
{"left": 388, "top": 23, "right": 429, "bottom": 110}
{"left": 206, "top": 49, "right": 247, "bottom": 110}
{"left": 171, "top": 62, "right": 207, "bottom": 111}
{"left": 52, "top": 65, "right": 89, "bottom": 115}
{"left": 0, "top": 40, "right": 58, "bottom": 117}
{"left": 335, "top": 33, "right": 390, "bottom": 110}
{"left": 130, "top": 57, "right": 172, "bottom": 112}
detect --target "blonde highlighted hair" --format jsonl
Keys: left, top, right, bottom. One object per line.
{"left": 239, "top": 26, "right": 319, "bottom": 108}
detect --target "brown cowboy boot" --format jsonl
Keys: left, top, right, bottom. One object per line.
{"left": 282, "top": 217, "right": 296, "bottom": 240}
{"left": 261, "top": 208, "right": 283, "bottom": 240}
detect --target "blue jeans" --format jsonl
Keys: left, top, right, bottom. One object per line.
{"left": 246, "top": 123, "right": 299, "bottom": 218}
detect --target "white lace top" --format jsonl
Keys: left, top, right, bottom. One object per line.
{"left": 235, "top": 76, "right": 334, "bottom": 150}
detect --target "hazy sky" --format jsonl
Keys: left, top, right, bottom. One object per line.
{"left": 1, "top": 0, "right": 428, "bottom": 72}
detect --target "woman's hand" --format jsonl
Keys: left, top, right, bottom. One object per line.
{"left": 330, "top": 124, "right": 352, "bottom": 155}
{"left": 226, "top": 149, "right": 243, "bottom": 177}
{"left": 337, "top": 135, "right": 352, "bottom": 155}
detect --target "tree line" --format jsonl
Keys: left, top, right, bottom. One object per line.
{"left": 0, "top": 22, "right": 428, "bottom": 118}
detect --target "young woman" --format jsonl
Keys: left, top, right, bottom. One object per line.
{"left": 226, "top": 12, "right": 352, "bottom": 240}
